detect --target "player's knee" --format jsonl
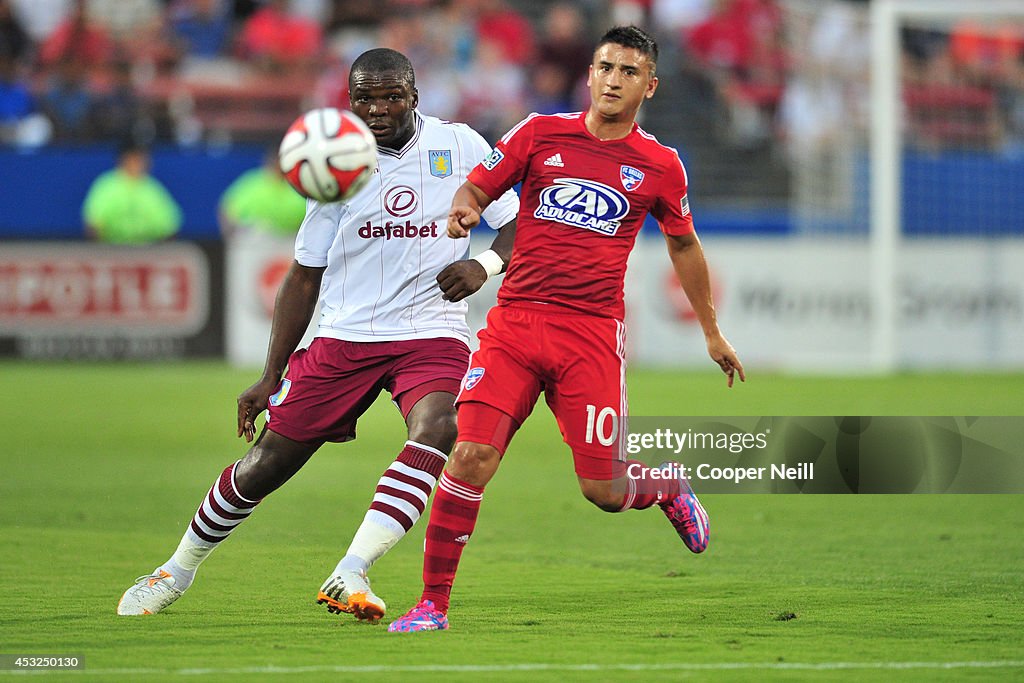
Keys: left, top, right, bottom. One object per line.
{"left": 234, "top": 432, "right": 317, "bottom": 499}
{"left": 407, "top": 408, "right": 458, "bottom": 454}
{"left": 579, "top": 480, "right": 622, "bottom": 513}
{"left": 586, "top": 495, "right": 623, "bottom": 513}
{"left": 233, "top": 447, "right": 279, "bottom": 499}
{"left": 447, "top": 441, "right": 500, "bottom": 487}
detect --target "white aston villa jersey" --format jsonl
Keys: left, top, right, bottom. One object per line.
{"left": 294, "top": 112, "right": 520, "bottom": 343}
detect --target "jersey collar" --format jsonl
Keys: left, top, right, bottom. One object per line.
{"left": 578, "top": 110, "right": 638, "bottom": 143}
{"left": 378, "top": 111, "right": 424, "bottom": 159}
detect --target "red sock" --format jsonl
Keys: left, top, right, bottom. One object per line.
{"left": 618, "top": 460, "right": 681, "bottom": 511}
{"left": 420, "top": 472, "right": 483, "bottom": 613}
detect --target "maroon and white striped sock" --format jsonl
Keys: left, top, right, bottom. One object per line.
{"left": 335, "top": 441, "right": 448, "bottom": 574}
{"left": 185, "top": 461, "right": 261, "bottom": 546}
{"left": 159, "top": 462, "right": 261, "bottom": 589}
{"left": 420, "top": 472, "right": 484, "bottom": 613}
{"left": 618, "top": 460, "right": 681, "bottom": 511}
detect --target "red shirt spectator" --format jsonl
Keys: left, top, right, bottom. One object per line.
{"left": 950, "top": 20, "right": 1024, "bottom": 81}
{"left": 237, "top": 0, "right": 323, "bottom": 68}
{"left": 686, "top": 0, "right": 755, "bottom": 72}
{"left": 475, "top": 0, "right": 534, "bottom": 65}
{"left": 39, "top": 0, "right": 113, "bottom": 68}
{"left": 686, "top": 0, "right": 781, "bottom": 75}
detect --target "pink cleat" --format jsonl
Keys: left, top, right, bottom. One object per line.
{"left": 387, "top": 599, "right": 449, "bottom": 632}
{"left": 658, "top": 462, "right": 710, "bottom": 553}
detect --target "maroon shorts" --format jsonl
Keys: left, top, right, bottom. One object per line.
{"left": 455, "top": 303, "right": 628, "bottom": 480}
{"left": 266, "top": 336, "right": 470, "bottom": 444}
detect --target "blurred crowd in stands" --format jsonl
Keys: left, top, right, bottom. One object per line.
{"left": 901, "top": 17, "right": 1024, "bottom": 151}
{"left": 0, "top": 0, "right": 600, "bottom": 147}
{"left": 1, "top": 0, "right": 1022, "bottom": 155}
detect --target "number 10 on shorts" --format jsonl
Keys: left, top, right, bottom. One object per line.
{"left": 585, "top": 404, "right": 619, "bottom": 446}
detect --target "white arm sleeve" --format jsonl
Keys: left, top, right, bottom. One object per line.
{"left": 481, "top": 187, "right": 520, "bottom": 231}
{"left": 294, "top": 198, "right": 344, "bottom": 267}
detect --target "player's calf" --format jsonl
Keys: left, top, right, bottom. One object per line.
{"left": 578, "top": 478, "right": 627, "bottom": 512}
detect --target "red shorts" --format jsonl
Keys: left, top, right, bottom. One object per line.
{"left": 267, "top": 336, "right": 469, "bottom": 444}
{"left": 455, "top": 302, "right": 628, "bottom": 480}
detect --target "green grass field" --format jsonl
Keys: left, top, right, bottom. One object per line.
{"left": 2, "top": 362, "right": 1023, "bottom": 681}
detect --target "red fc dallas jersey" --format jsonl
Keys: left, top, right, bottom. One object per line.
{"left": 468, "top": 111, "right": 694, "bottom": 320}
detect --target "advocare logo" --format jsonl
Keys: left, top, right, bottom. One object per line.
{"left": 534, "top": 178, "right": 629, "bottom": 236}
{"left": 384, "top": 186, "right": 418, "bottom": 217}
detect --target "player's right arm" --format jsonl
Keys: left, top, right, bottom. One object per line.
{"left": 450, "top": 114, "right": 536, "bottom": 238}
{"left": 237, "top": 261, "right": 324, "bottom": 441}
{"left": 438, "top": 125, "right": 522, "bottom": 301}
{"left": 237, "top": 197, "right": 338, "bottom": 440}
{"left": 447, "top": 181, "right": 495, "bottom": 239}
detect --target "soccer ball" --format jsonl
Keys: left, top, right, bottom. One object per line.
{"left": 278, "top": 108, "right": 377, "bottom": 203}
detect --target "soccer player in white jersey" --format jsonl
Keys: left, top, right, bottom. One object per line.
{"left": 117, "top": 48, "right": 519, "bottom": 621}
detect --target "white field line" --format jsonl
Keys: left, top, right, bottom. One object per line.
{"left": 2, "top": 661, "right": 1024, "bottom": 676}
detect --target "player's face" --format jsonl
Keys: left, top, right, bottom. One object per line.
{"left": 587, "top": 44, "right": 657, "bottom": 121}
{"left": 349, "top": 70, "right": 419, "bottom": 151}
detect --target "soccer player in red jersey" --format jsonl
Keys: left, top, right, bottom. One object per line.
{"left": 389, "top": 26, "right": 745, "bottom": 632}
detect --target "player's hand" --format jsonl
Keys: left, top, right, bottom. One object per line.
{"left": 448, "top": 206, "right": 480, "bottom": 238}
{"left": 706, "top": 333, "right": 745, "bottom": 388}
{"left": 437, "top": 259, "right": 488, "bottom": 302}
{"left": 236, "top": 376, "right": 279, "bottom": 442}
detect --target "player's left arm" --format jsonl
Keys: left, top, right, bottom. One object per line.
{"left": 665, "top": 232, "right": 746, "bottom": 387}
{"left": 437, "top": 218, "right": 517, "bottom": 302}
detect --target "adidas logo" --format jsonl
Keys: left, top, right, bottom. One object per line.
{"left": 543, "top": 153, "right": 564, "bottom": 167}
{"left": 454, "top": 534, "right": 470, "bottom": 545}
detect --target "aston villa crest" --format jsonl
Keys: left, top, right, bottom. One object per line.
{"left": 429, "top": 150, "right": 452, "bottom": 178}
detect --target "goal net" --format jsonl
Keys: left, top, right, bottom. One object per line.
{"left": 777, "top": 0, "right": 1024, "bottom": 371}
{"left": 870, "top": 0, "right": 1024, "bottom": 370}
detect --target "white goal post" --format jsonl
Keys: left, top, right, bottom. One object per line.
{"left": 869, "top": 0, "right": 1024, "bottom": 372}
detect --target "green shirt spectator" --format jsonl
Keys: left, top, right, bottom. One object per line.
{"left": 219, "top": 152, "right": 306, "bottom": 238}
{"left": 83, "top": 144, "right": 182, "bottom": 244}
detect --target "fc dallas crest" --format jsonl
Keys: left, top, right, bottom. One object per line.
{"left": 620, "top": 165, "right": 644, "bottom": 191}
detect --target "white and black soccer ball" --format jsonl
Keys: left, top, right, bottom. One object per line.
{"left": 279, "top": 108, "right": 377, "bottom": 203}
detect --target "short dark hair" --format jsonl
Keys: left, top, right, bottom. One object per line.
{"left": 595, "top": 26, "right": 659, "bottom": 74}
{"left": 349, "top": 48, "right": 416, "bottom": 88}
